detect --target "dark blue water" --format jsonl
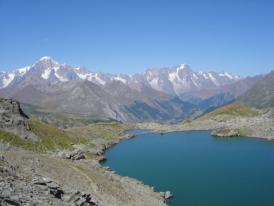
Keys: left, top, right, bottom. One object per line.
{"left": 102, "top": 131, "right": 274, "bottom": 206}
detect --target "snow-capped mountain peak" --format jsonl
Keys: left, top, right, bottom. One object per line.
{"left": 0, "top": 57, "right": 241, "bottom": 94}
{"left": 177, "top": 64, "right": 190, "bottom": 71}
{"left": 35, "top": 56, "right": 59, "bottom": 69}
{"left": 39, "top": 56, "right": 54, "bottom": 61}
{"left": 2, "top": 73, "right": 15, "bottom": 88}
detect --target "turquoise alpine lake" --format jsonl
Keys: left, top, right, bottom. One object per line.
{"left": 102, "top": 130, "right": 274, "bottom": 206}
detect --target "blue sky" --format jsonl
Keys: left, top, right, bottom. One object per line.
{"left": 0, "top": 0, "right": 274, "bottom": 76}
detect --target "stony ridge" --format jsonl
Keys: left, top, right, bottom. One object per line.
{"left": 0, "top": 97, "right": 36, "bottom": 140}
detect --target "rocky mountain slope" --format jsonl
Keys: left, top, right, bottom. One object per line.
{"left": 239, "top": 71, "right": 274, "bottom": 108}
{"left": 0, "top": 57, "right": 261, "bottom": 122}
{"left": 0, "top": 98, "right": 168, "bottom": 206}
{"left": 0, "top": 97, "right": 36, "bottom": 140}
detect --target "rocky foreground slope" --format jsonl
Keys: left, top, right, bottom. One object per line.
{"left": 0, "top": 153, "right": 99, "bottom": 206}
{"left": 0, "top": 97, "right": 168, "bottom": 206}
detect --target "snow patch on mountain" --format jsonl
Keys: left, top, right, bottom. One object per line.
{"left": 112, "top": 76, "right": 127, "bottom": 84}
{"left": 168, "top": 71, "right": 178, "bottom": 82}
{"left": 76, "top": 73, "right": 88, "bottom": 80}
{"left": 208, "top": 73, "right": 218, "bottom": 85}
{"left": 40, "top": 56, "right": 52, "bottom": 61}
{"left": 178, "top": 64, "right": 190, "bottom": 70}
{"left": 2, "top": 73, "right": 15, "bottom": 87}
{"left": 41, "top": 68, "right": 52, "bottom": 79}
{"left": 16, "top": 66, "right": 30, "bottom": 75}
{"left": 149, "top": 77, "right": 160, "bottom": 90}
{"left": 92, "top": 73, "right": 106, "bottom": 85}
{"left": 55, "top": 72, "right": 69, "bottom": 82}
{"left": 218, "top": 72, "right": 240, "bottom": 80}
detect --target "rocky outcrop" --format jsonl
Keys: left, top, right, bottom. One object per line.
{"left": 0, "top": 97, "right": 36, "bottom": 140}
{"left": 160, "top": 191, "right": 174, "bottom": 200}
{"left": 32, "top": 176, "right": 98, "bottom": 205}
{"left": 2, "top": 144, "right": 168, "bottom": 206}
{"left": 0, "top": 154, "right": 99, "bottom": 206}
{"left": 211, "top": 128, "right": 241, "bottom": 137}
{"left": 58, "top": 150, "right": 86, "bottom": 160}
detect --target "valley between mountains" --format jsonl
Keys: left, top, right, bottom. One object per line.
{"left": 0, "top": 57, "right": 273, "bottom": 206}
{"left": 0, "top": 56, "right": 260, "bottom": 123}
{"left": 142, "top": 71, "right": 274, "bottom": 140}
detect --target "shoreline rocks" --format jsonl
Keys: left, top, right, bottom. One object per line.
{"left": 97, "top": 155, "right": 107, "bottom": 162}
{"left": 58, "top": 150, "right": 86, "bottom": 160}
{"left": 160, "top": 191, "right": 174, "bottom": 200}
{"left": 211, "top": 128, "right": 241, "bottom": 137}
{"left": 125, "top": 133, "right": 136, "bottom": 139}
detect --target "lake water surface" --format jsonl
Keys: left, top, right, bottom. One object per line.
{"left": 102, "top": 130, "right": 274, "bottom": 206}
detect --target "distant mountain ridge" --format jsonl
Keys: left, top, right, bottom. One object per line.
{"left": 0, "top": 57, "right": 262, "bottom": 122}
{"left": 239, "top": 71, "right": 274, "bottom": 108}
{"left": 0, "top": 56, "right": 240, "bottom": 94}
{"left": 182, "top": 70, "right": 274, "bottom": 139}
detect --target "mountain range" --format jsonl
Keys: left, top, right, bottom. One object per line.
{"left": 0, "top": 57, "right": 262, "bottom": 122}
{"left": 181, "top": 70, "right": 274, "bottom": 139}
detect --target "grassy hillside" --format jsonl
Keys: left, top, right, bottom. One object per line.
{"left": 0, "top": 119, "right": 86, "bottom": 152}
{"left": 0, "top": 118, "right": 134, "bottom": 154}
{"left": 66, "top": 122, "right": 134, "bottom": 142}
{"left": 178, "top": 96, "right": 273, "bottom": 139}
{"left": 201, "top": 102, "right": 259, "bottom": 119}
{"left": 198, "top": 71, "right": 274, "bottom": 121}
{"left": 21, "top": 103, "right": 114, "bottom": 128}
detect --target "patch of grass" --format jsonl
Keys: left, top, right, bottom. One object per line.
{"left": 67, "top": 122, "right": 135, "bottom": 142}
{"left": 0, "top": 130, "right": 35, "bottom": 150}
{"left": 21, "top": 103, "right": 114, "bottom": 128}
{"left": 83, "top": 152, "right": 97, "bottom": 159}
{"left": 234, "top": 128, "right": 253, "bottom": 136}
{"left": 183, "top": 119, "right": 192, "bottom": 124}
{"left": 0, "top": 119, "right": 87, "bottom": 153}
{"left": 203, "top": 103, "right": 259, "bottom": 118}
{"left": 27, "top": 119, "right": 87, "bottom": 152}
{"left": 0, "top": 119, "right": 134, "bottom": 153}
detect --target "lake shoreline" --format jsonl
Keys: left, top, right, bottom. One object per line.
{"left": 96, "top": 131, "right": 173, "bottom": 204}
{"left": 136, "top": 120, "right": 274, "bottom": 140}
{"left": 102, "top": 130, "right": 274, "bottom": 206}
{"left": 94, "top": 124, "right": 273, "bottom": 204}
